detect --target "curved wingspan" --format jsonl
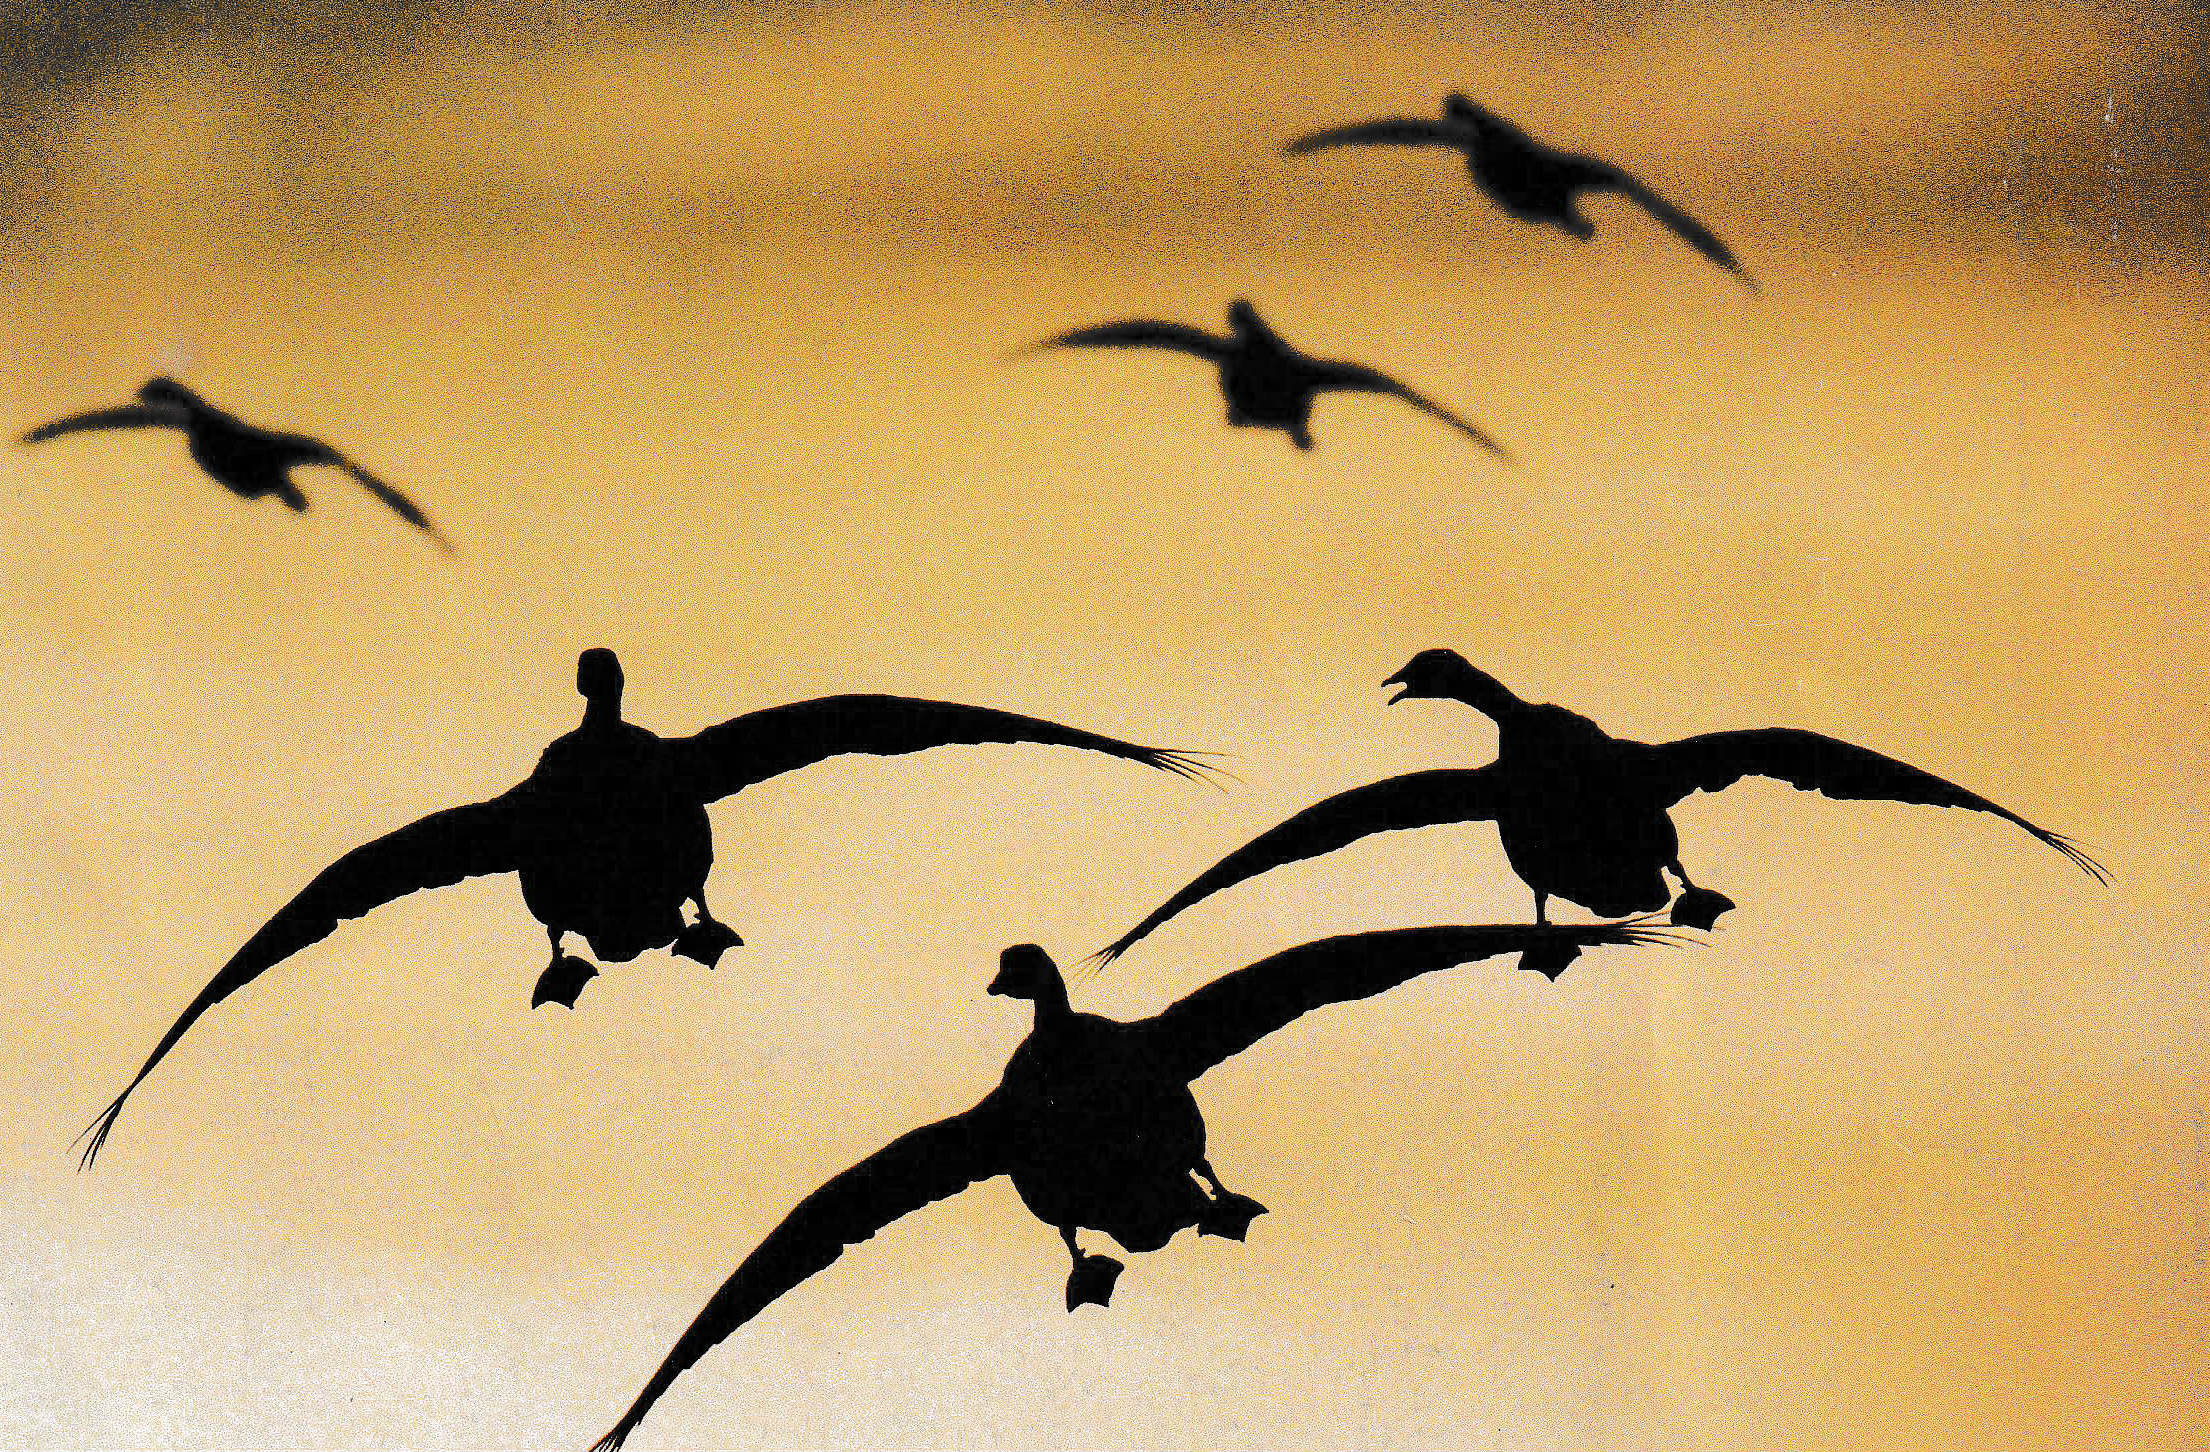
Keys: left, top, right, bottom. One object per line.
{"left": 1094, "top": 767, "right": 1506, "bottom": 966}
{"left": 591, "top": 1105, "right": 1008, "bottom": 1452}
{"left": 1284, "top": 117, "right": 1467, "bottom": 156}
{"left": 21, "top": 404, "right": 187, "bottom": 445}
{"left": 1015, "top": 319, "right": 1230, "bottom": 361}
{"left": 75, "top": 796, "right": 529, "bottom": 1168}
{"left": 1138, "top": 922, "right": 1676, "bottom": 1081}
{"left": 675, "top": 694, "right": 1217, "bottom": 803}
{"left": 1306, "top": 359, "right": 1513, "bottom": 461}
{"left": 1643, "top": 729, "right": 2107, "bottom": 882}
{"left": 302, "top": 445, "right": 455, "bottom": 551}
{"left": 1573, "top": 160, "right": 1757, "bottom": 290}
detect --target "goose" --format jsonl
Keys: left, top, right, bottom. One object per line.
{"left": 588, "top": 921, "right": 1667, "bottom": 1450}
{"left": 1017, "top": 298, "right": 1511, "bottom": 458}
{"left": 73, "top": 648, "right": 1216, "bottom": 1167}
{"left": 21, "top": 378, "right": 453, "bottom": 549}
{"left": 1286, "top": 94, "right": 1757, "bottom": 291}
{"left": 1096, "top": 649, "right": 2104, "bottom": 963}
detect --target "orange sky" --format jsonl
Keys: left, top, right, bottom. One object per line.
{"left": 0, "top": 2, "right": 2204, "bottom": 1447}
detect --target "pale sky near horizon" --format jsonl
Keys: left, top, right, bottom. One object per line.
{"left": 0, "top": 2, "right": 2204, "bottom": 1448}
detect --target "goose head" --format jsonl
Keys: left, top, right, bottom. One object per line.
{"left": 138, "top": 377, "right": 204, "bottom": 411}
{"left": 576, "top": 647, "right": 626, "bottom": 718}
{"left": 989, "top": 943, "right": 1073, "bottom": 1019}
{"left": 1383, "top": 649, "right": 1521, "bottom": 717}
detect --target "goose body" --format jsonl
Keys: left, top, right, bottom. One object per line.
{"left": 517, "top": 707, "right": 714, "bottom": 964}
{"left": 996, "top": 1001, "right": 1212, "bottom": 1256}
{"left": 1486, "top": 697, "right": 1683, "bottom": 918}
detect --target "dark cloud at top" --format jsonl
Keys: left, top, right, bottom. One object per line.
{"left": 0, "top": 0, "right": 2202, "bottom": 256}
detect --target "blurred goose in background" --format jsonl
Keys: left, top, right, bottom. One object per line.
{"left": 21, "top": 377, "right": 454, "bottom": 549}
{"left": 1096, "top": 648, "right": 2104, "bottom": 963}
{"left": 1287, "top": 94, "right": 1757, "bottom": 291}
{"left": 1017, "top": 298, "right": 1511, "bottom": 458}
{"left": 74, "top": 648, "right": 1218, "bottom": 1167}
{"left": 589, "top": 921, "right": 1670, "bottom": 1451}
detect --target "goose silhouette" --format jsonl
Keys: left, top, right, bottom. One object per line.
{"left": 588, "top": 921, "right": 1669, "bottom": 1451}
{"left": 1017, "top": 298, "right": 1511, "bottom": 458}
{"left": 1287, "top": 94, "right": 1757, "bottom": 291}
{"left": 1096, "top": 649, "right": 2104, "bottom": 964}
{"left": 21, "top": 378, "right": 453, "bottom": 549}
{"left": 73, "top": 649, "right": 1216, "bottom": 1167}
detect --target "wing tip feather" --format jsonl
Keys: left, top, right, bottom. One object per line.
{"left": 71, "top": 1090, "right": 130, "bottom": 1171}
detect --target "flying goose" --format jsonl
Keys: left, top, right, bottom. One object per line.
{"left": 1287, "top": 94, "right": 1757, "bottom": 290}
{"left": 22, "top": 378, "right": 453, "bottom": 549}
{"left": 74, "top": 648, "right": 1215, "bottom": 1167}
{"left": 1096, "top": 649, "right": 2104, "bottom": 963}
{"left": 589, "top": 921, "right": 1667, "bottom": 1450}
{"left": 1019, "top": 298, "right": 1511, "bottom": 458}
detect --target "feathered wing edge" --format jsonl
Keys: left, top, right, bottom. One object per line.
{"left": 74, "top": 797, "right": 526, "bottom": 1168}
{"left": 675, "top": 694, "right": 1224, "bottom": 803}
{"left": 1642, "top": 728, "right": 2109, "bottom": 885}
{"left": 1137, "top": 922, "right": 1684, "bottom": 1082}
{"left": 1091, "top": 767, "right": 1506, "bottom": 967}
{"left": 589, "top": 1104, "right": 1007, "bottom": 1450}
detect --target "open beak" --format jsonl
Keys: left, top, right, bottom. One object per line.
{"left": 1382, "top": 670, "right": 1410, "bottom": 704}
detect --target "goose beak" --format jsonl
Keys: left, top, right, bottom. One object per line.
{"left": 1382, "top": 669, "right": 1410, "bottom": 704}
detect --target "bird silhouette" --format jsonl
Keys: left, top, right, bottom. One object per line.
{"left": 1095, "top": 648, "right": 2105, "bottom": 964}
{"left": 1017, "top": 298, "right": 1511, "bottom": 458}
{"left": 587, "top": 921, "right": 1669, "bottom": 1450}
{"left": 73, "top": 649, "right": 1218, "bottom": 1167}
{"left": 20, "top": 377, "right": 453, "bottom": 549}
{"left": 1286, "top": 94, "right": 1757, "bottom": 291}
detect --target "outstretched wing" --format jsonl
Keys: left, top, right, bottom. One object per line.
{"left": 1642, "top": 729, "right": 2107, "bottom": 882}
{"left": 293, "top": 442, "right": 455, "bottom": 551}
{"left": 590, "top": 1104, "right": 1009, "bottom": 1452}
{"left": 1303, "top": 358, "right": 1513, "bottom": 461}
{"left": 1094, "top": 767, "right": 1505, "bottom": 965}
{"left": 1137, "top": 922, "right": 1676, "bottom": 1081}
{"left": 21, "top": 404, "right": 187, "bottom": 444}
{"left": 674, "top": 694, "right": 1216, "bottom": 803}
{"left": 1284, "top": 117, "right": 1466, "bottom": 156}
{"left": 75, "top": 796, "right": 530, "bottom": 1168}
{"left": 1569, "top": 158, "right": 1757, "bottom": 290}
{"left": 1015, "top": 319, "right": 1230, "bottom": 361}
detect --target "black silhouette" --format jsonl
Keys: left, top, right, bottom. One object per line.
{"left": 73, "top": 649, "right": 1217, "bottom": 1167}
{"left": 588, "top": 921, "right": 1668, "bottom": 1450}
{"left": 21, "top": 377, "right": 453, "bottom": 549}
{"left": 1096, "top": 649, "right": 2106, "bottom": 963}
{"left": 1018, "top": 299, "right": 1511, "bottom": 458}
{"left": 1286, "top": 94, "right": 1757, "bottom": 290}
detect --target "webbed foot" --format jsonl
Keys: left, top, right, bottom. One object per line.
{"left": 1670, "top": 887, "right": 1736, "bottom": 931}
{"left": 1064, "top": 1253, "right": 1124, "bottom": 1310}
{"left": 1517, "top": 941, "right": 1581, "bottom": 982}
{"left": 1198, "top": 1191, "right": 1268, "bottom": 1241}
{"left": 672, "top": 918, "right": 744, "bottom": 967}
{"left": 532, "top": 954, "right": 600, "bottom": 1009}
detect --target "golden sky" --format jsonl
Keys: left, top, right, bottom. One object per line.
{"left": 0, "top": 1, "right": 2204, "bottom": 1447}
